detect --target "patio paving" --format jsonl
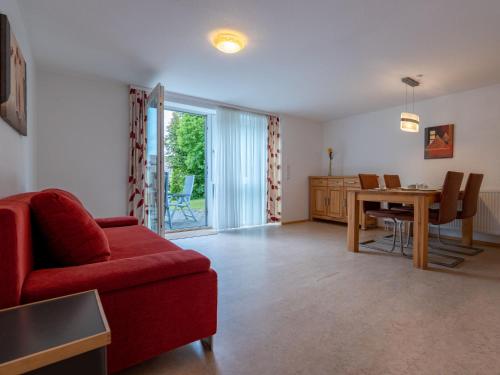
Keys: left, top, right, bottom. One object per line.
{"left": 166, "top": 209, "right": 207, "bottom": 231}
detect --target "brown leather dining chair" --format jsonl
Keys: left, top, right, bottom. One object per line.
{"left": 457, "top": 173, "right": 484, "bottom": 228}
{"left": 384, "top": 174, "right": 402, "bottom": 211}
{"left": 435, "top": 173, "right": 484, "bottom": 254}
{"left": 383, "top": 174, "right": 402, "bottom": 189}
{"left": 383, "top": 174, "right": 413, "bottom": 211}
{"left": 429, "top": 171, "right": 464, "bottom": 226}
{"left": 358, "top": 174, "right": 413, "bottom": 253}
{"left": 384, "top": 174, "right": 414, "bottom": 245}
{"left": 391, "top": 171, "right": 464, "bottom": 257}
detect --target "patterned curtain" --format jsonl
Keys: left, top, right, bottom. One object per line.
{"left": 127, "top": 87, "right": 148, "bottom": 225}
{"left": 267, "top": 115, "right": 282, "bottom": 222}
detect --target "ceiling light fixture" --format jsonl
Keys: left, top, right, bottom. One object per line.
{"left": 211, "top": 30, "right": 247, "bottom": 54}
{"left": 400, "top": 77, "right": 420, "bottom": 133}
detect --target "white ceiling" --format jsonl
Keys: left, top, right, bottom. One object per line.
{"left": 18, "top": 0, "right": 500, "bottom": 122}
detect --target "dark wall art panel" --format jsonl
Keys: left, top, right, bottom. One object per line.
{"left": 0, "top": 14, "right": 27, "bottom": 136}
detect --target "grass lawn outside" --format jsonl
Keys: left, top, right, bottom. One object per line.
{"left": 189, "top": 198, "right": 205, "bottom": 211}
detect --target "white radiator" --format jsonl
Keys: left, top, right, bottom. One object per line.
{"left": 442, "top": 191, "right": 500, "bottom": 235}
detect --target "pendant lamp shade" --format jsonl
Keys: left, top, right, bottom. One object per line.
{"left": 400, "top": 112, "right": 420, "bottom": 132}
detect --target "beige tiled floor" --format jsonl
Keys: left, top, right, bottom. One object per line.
{"left": 121, "top": 221, "right": 500, "bottom": 375}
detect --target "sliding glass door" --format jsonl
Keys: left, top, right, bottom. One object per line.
{"left": 145, "top": 84, "right": 165, "bottom": 234}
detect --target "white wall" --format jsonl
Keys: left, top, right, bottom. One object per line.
{"left": 0, "top": 0, "right": 36, "bottom": 197}
{"left": 36, "top": 69, "right": 129, "bottom": 217}
{"left": 281, "top": 115, "right": 323, "bottom": 222}
{"left": 322, "top": 84, "right": 500, "bottom": 191}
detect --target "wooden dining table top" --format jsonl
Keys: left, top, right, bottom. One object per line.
{"left": 355, "top": 187, "right": 440, "bottom": 194}
{"left": 350, "top": 188, "right": 465, "bottom": 200}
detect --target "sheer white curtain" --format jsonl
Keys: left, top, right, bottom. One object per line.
{"left": 212, "top": 107, "right": 267, "bottom": 230}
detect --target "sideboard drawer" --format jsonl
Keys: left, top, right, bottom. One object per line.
{"left": 311, "top": 178, "right": 328, "bottom": 187}
{"left": 344, "top": 178, "right": 360, "bottom": 188}
{"left": 327, "top": 178, "right": 344, "bottom": 188}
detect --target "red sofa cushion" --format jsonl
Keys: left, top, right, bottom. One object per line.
{"left": 104, "top": 225, "right": 183, "bottom": 260}
{"left": 42, "top": 188, "right": 85, "bottom": 207}
{"left": 21, "top": 250, "right": 211, "bottom": 302}
{"left": 95, "top": 216, "right": 139, "bottom": 228}
{"left": 42, "top": 188, "right": 94, "bottom": 218}
{"left": 31, "top": 192, "right": 111, "bottom": 266}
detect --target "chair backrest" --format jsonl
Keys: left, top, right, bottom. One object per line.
{"left": 438, "top": 171, "right": 464, "bottom": 225}
{"left": 460, "top": 173, "right": 484, "bottom": 219}
{"left": 163, "top": 171, "right": 170, "bottom": 207}
{"left": 358, "top": 174, "right": 380, "bottom": 212}
{"left": 358, "top": 174, "right": 379, "bottom": 189}
{"left": 383, "top": 175, "right": 404, "bottom": 209}
{"left": 383, "top": 174, "right": 401, "bottom": 189}
{"left": 183, "top": 175, "right": 195, "bottom": 196}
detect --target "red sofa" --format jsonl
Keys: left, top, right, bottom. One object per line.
{"left": 0, "top": 190, "right": 217, "bottom": 373}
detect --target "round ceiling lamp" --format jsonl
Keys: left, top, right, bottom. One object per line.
{"left": 211, "top": 30, "right": 247, "bottom": 54}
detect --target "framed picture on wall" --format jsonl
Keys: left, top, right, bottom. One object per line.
{"left": 424, "top": 124, "right": 454, "bottom": 159}
{"left": 0, "top": 13, "right": 28, "bottom": 136}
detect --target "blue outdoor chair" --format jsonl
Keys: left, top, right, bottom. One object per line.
{"left": 164, "top": 172, "right": 173, "bottom": 229}
{"left": 166, "top": 175, "right": 197, "bottom": 225}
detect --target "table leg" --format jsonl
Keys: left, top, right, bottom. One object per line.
{"left": 413, "top": 196, "right": 429, "bottom": 269}
{"left": 461, "top": 217, "right": 473, "bottom": 246}
{"left": 347, "top": 191, "right": 360, "bottom": 252}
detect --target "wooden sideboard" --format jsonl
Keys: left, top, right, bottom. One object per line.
{"left": 309, "top": 176, "right": 377, "bottom": 229}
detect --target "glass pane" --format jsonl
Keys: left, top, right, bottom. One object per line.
{"left": 145, "top": 85, "right": 164, "bottom": 233}
{"left": 164, "top": 110, "right": 208, "bottom": 231}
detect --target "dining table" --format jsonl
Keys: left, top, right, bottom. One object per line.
{"left": 346, "top": 188, "right": 472, "bottom": 269}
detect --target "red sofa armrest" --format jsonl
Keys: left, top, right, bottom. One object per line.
{"left": 95, "top": 216, "right": 138, "bottom": 228}
{"left": 22, "top": 250, "right": 210, "bottom": 303}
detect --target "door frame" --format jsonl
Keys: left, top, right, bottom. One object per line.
{"left": 149, "top": 83, "right": 165, "bottom": 234}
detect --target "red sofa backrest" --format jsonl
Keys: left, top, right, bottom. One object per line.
{"left": 0, "top": 192, "right": 37, "bottom": 309}
{"left": 0, "top": 189, "right": 90, "bottom": 308}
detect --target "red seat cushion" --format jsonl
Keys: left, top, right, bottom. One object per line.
{"left": 31, "top": 192, "right": 111, "bottom": 266}
{"left": 104, "top": 225, "right": 182, "bottom": 260}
